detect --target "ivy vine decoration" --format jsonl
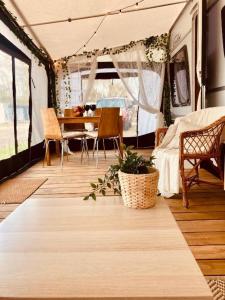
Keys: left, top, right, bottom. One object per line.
{"left": 54, "top": 71, "right": 61, "bottom": 114}
{"left": 61, "top": 59, "right": 71, "bottom": 107}
{"left": 56, "top": 34, "right": 169, "bottom": 62}
{"left": 145, "top": 33, "right": 169, "bottom": 63}
{"left": 162, "top": 72, "right": 172, "bottom": 127}
{"left": 54, "top": 59, "right": 72, "bottom": 111}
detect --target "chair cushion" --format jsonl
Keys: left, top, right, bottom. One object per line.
{"left": 86, "top": 131, "right": 98, "bottom": 138}
{"left": 62, "top": 131, "right": 85, "bottom": 139}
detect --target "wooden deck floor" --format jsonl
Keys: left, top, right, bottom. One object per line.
{"left": 0, "top": 149, "right": 225, "bottom": 279}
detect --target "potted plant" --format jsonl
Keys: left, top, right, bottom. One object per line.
{"left": 84, "top": 144, "right": 159, "bottom": 209}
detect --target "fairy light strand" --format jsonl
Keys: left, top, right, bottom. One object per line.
{"left": 74, "top": 0, "right": 144, "bottom": 55}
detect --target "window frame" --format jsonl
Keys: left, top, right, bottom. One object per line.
{"left": 0, "top": 33, "right": 32, "bottom": 158}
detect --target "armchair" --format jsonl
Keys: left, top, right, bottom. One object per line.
{"left": 179, "top": 117, "right": 225, "bottom": 207}
{"left": 154, "top": 107, "right": 225, "bottom": 208}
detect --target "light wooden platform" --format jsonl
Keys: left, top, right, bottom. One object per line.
{"left": 0, "top": 192, "right": 212, "bottom": 299}
{"left": 0, "top": 150, "right": 225, "bottom": 280}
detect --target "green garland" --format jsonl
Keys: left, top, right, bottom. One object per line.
{"left": 57, "top": 33, "right": 169, "bottom": 63}
{"left": 55, "top": 34, "right": 170, "bottom": 110}
{"left": 145, "top": 33, "right": 169, "bottom": 63}
{"left": 162, "top": 71, "right": 172, "bottom": 127}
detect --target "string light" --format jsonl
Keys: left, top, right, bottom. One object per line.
{"left": 74, "top": 0, "right": 144, "bottom": 55}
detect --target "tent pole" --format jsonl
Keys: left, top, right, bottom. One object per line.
{"left": 21, "top": 1, "right": 188, "bottom": 28}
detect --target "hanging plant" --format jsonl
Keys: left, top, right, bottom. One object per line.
{"left": 55, "top": 59, "right": 72, "bottom": 111}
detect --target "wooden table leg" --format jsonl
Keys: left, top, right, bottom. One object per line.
{"left": 119, "top": 116, "right": 123, "bottom": 157}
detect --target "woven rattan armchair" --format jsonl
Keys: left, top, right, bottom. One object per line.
{"left": 155, "top": 116, "right": 225, "bottom": 208}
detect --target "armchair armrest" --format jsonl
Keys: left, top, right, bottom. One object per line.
{"left": 155, "top": 127, "right": 168, "bottom": 147}
{"left": 180, "top": 126, "right": 221, "bottom": 157}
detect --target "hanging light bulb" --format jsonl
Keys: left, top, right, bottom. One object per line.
{"left": 119, "top": 9, "right": 122, "bottom": 15}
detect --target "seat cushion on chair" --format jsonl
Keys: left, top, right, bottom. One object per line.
{"left": 86, "top": 131, "right": 98, "bottom": 138}
{"left": 62, "top": 131, "right": 85, "bottom": 139}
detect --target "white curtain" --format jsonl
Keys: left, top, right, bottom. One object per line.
{"left": 110, "top": 43, "right": 165, "bottom": 135}
{"left": 56, "top": 54, "right": 97, "bottom": 111}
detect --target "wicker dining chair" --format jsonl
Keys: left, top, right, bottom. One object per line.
{"left": 86, "top": 107, "right": 120, "bottom": 166}
{"left": 41, "top": 108, "right": 87, "bottom": 167}
{"left": 155, "top": 116, "right": 225, "bottom": 208}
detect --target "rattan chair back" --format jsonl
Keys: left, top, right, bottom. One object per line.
{"left": 181, "top": 116, "right": 225, "bottom": 156}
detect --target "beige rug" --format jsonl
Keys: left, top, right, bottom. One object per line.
{"left": 0, "top": 178, "right": 47, "bottom": 204}
{"left": 208, "top": 280, "right": 225, "bottom": 300}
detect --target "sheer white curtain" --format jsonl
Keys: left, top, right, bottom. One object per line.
{"left": 56, "top": 54, "right": 97, "bottom": 112}
{"left": 110, "top": 43, "right": 165, "bottom": 135}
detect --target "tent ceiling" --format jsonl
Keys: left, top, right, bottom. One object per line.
{"left": 4, "top": 0, "right": 186, "bottom": 60}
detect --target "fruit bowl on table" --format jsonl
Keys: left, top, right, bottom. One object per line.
{"left": 72, "top": 105, "right": 85, "bottom": 117}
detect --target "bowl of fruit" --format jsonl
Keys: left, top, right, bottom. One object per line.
{"left": 72, "top": 105, "right": 85, "bottom": 116}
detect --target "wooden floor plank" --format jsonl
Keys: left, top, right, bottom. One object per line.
{"left": 198, "top": 260, "right": 225, "bottom": 276}
{"left": 0, "top": 211, "right": 11, "bottom": 219}
{"left": 174, "top": 212, "right": 225, "bottom": 221}
{"left": 184, "top": 232, "right": 225, "bottom": 246}
{"left": 178, "top": 220, "right": 225, "bottom": 232}
{"left": 191, "top": 245, "right": 225, "bottom": 259}
{"left": 170, "top": 204, "right": 225, "bottom": 213}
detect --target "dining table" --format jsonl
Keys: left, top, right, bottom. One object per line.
{"left": 45, "top": 115, "right": 123, "bottom": 166}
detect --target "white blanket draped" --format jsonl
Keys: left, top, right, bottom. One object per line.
{"left": 153, "top": 107, "right": 225, "bottom": 197}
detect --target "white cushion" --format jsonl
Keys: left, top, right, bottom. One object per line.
{"left": 86, "top": 131, "right": 98, "bottom": 138}
{"left": 63, "top": 131, "right": 85, "bottom": 139}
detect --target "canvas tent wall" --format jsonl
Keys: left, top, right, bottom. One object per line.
{"left": 0, "top": 13, "right": 48, "bottom": 181}
{"left": 0, "top": 0, "right": 189, "bottom": 180}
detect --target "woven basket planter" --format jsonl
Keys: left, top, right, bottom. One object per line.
{"left": 118, "top": 168, "right": 159, "bottom": 209}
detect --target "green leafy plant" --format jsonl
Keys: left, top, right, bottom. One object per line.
{"left": 84, "top": 144, "right": 155, "bottom": 201}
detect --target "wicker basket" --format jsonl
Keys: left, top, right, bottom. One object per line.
{"left": 118, "top": 168, "right": 159, "bottom": 209}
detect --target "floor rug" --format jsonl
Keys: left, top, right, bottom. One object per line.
{"left": 0, "top": 178, "right": 47, "bottom": 204}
